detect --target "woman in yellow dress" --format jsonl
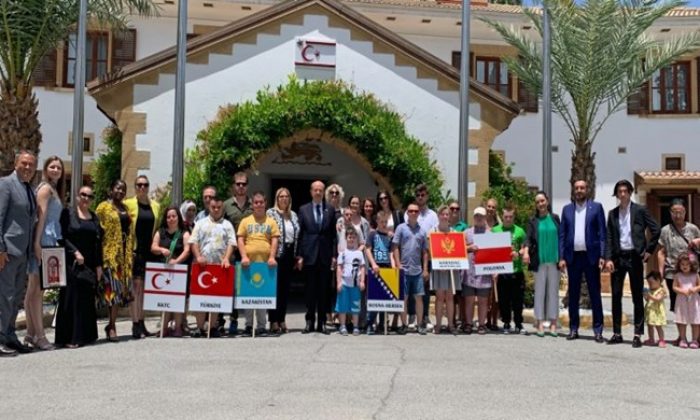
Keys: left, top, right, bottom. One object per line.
{"left": 96, "top": 179, "right": 135, "bottom": 342}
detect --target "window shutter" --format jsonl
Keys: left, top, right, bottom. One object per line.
{"left": 627, "top": 81, "right": 649, "bottom": 115}
{"left": 31, "top": 48, "right": 58, "bottom": 87}
{"left": 517, "top": 80, "right": 538, "bottom": 113}
{"left": 111, "top": 28, "right": 137, "bottom": 71}
{"left": 451, "top": 51, "right": 460, "bottom": 69}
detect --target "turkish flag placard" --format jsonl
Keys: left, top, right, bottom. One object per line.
{"left": 428, "top": 231, "right": 468, "bottom": 270}
{"left": 189, "top": 264, "right": 235, "bottom": 313}
{"left": 473, "top": 232, "right": 514, "bottom": 275}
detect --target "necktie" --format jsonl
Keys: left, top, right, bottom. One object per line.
{"left": 315, "top": 204, "right": 322, "bottom": 228}
{"left": 24, "top": 183, "right": 35, "bottom": 215}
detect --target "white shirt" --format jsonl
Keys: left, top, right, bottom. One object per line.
{"left": 618, "top": 204, "right": 633, "bottom": 251}
{"left": 573, "top": 202, "right": 587, "bottom": 251}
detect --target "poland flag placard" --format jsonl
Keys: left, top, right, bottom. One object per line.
{"left": 144, "top": 262, "right": 188, "bottom": 313}
{"left": 189, "top": 264, "right": 235, "bottom": 313}
{"left": 473, "top": 232, "right": 514, "bottom": 275}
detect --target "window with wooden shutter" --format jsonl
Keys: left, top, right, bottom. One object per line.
{"left": 31, "top": 48, "right": 58, "bottom": 87}
{"left": 650, "top": 62, "right": 691, "bottom": 114}
{"left": 517, "top": 80, "right": 538, "bottom": 113}
{"left": 112, "top": 28, "right": 137, "bottom": 71}
{"left": 626, "top": 81, "right": 649, "bottom": 115}
{"left": 64, "top": 31, "right": 109, "bottom": 87}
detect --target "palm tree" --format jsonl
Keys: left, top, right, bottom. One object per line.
{"left": 483, "top": 0, "right": 700, "bottom": 198}
{"left": 0, "top": 0, "right": 157, "bottom": 171}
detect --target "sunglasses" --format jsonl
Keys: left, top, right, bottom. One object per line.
{"left": 415, "top": 193, "right": 427, "bottom": 198}
{"left": 379, "top": 196, "right": 389, "bottom": 200}
{"left": 235, "top": 182, "right": 248, "bottom": 187}
{"left": 329, "top": 191, "right": 339, "bottom": 196}
{"left": 80, "top": 192, "right": 94, "bottom": 199}
{"left": 135, "top": 183, "right": 149, "bottom": 188}
{"left": 450, "top": 207, "right": 460, "bottom": 211}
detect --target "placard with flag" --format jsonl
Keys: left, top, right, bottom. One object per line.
{"left": 473, "top": 232, "right": 514, "bottom": 275}
{"left": 144, "top": 262, "right": 188, "bottom": 313}
{"left": 367, "top": 268, "right": 405, "bottom": 312}
{"left": 235, "top": 262, "right": 277, "bottom": 309}
{"left": 428, "top": 231, "right": 468, "bottom": 270}
{"left": 189, "top": 264, "right": 235, "bottom": 313}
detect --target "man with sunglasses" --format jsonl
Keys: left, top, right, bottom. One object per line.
{"left": 223, "top": 172, "right": 253, "bottom": 335}
{"left": 403, "top": 184, "right": 437, "bottom": 331}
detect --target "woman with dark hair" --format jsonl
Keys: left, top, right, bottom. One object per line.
{"left": 96, "top": 179, "right": 135, "bottom": 342}
{"left": 362, "top": 197, "right": 377, "bottom": 229}
{"left": 25, "top": 156, "right": 66, "bottom": 351}
{"left": 267, "top": 188, "right": 299, "bottom": 334}
{"left": 376, "top": 190, "right": 403, "bottom": 232}
{"left": 151, "top": 206, "right": 191, "bottom": 337}
{"left": 522, "top": 191, "right": 561, "bottom": 337}
{"left": 55, "top": 185, "right": 102, "bottom": 348}
{"left": 125, "top": 175, "right": 162, "bottom": 338}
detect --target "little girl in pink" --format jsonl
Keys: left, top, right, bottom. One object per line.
{"left": 672, "top": 254, "right": 700, "bottom": 349}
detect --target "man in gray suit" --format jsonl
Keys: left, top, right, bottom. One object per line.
{"left": 0, "top": 150, "right": 38, "bottom": 356}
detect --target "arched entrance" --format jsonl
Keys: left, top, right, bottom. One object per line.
{"left": 249, "top": 130, "right": 394, "bottom": 210}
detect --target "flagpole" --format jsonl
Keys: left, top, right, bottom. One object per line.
{"left": 458, "top": 0, "right": 471, "bottom": 216}
{"left": 542, "top": 0, "right": 553, "bottom": 197}
{"left": 70, "top": 0, "right": 88, "bottom": 199}
{"left": 171, "top": 0, "right": 188, "bottom": 205}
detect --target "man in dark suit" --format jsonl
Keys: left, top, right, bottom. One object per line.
{"left": 559, "top": 179, "right": 607, "bottom": 342}
{"left": 296, "top": 180, "right": 337, "bottom": 334}
{"left": 0, "top": 150, "right": 38, "bottom": 356}
{"left": 604, "top": 179, "right": 660, "bottom": 348}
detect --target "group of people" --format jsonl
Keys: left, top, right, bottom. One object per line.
{"left": 1, "top": 150, "right": 698, "bottom": 357}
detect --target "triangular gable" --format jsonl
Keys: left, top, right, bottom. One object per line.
{"left": 88, "top": 0, "right": 519, "bottom": 116}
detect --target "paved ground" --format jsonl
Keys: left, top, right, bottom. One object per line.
{"left": 3, "top": 297, "right": 699, "bottom": 420}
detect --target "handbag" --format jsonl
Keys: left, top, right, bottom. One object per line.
{"left": 670, "top": 223, "right": 700, "bottom": 262}
{"left": 71, "top": 262, "right": 97, "bottom": 288}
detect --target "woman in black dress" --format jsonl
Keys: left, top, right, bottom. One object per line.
{"left": 55, "top": 186, "right": 103, "bottom": 348}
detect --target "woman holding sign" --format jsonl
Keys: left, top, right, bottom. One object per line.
{"left": 55, "top": 185, "right": 102, "bottom": 348}
{"left": 25, "top": 156, "right": 65, "bottom": 351}
{"left": 430, "top": 205, "right": 461, "bottom": 335}
{"left": 522, "top": 191, "right": 561, "bottom": 337}
{"left": 151, "top": 206, "right": 191, "bottom": 337}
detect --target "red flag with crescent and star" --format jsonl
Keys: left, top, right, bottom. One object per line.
{"left": 189, "top": 264, "right": 235, "bottom": 313}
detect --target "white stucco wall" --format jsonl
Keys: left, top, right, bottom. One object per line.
{"left": 131, "top": 13, "right": 482, "bottom": 196}
{"left": 494, "top": 109, "right": 700, "bottom": 214}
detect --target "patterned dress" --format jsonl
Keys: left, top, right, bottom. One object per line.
{"left": 96, "top": 201, "right": 135, "bottom": 307}
{"left": 644, "top": 288, "right": 667, "bottom": 326}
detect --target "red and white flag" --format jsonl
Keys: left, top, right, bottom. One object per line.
{"left": 144, "top": 262, "right": 188, "bottom": 313}
{"left": 473, "top": 232, "right": 514, "bottom": 275}
{"left": 189, "top": 264, "right": 235, "bottom": 313}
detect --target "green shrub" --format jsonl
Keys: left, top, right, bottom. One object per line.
{"left": 482, "top": 151, "right": 535, "bottom": 227}
{"left": 91, "top": 126, "right": 122, "bottom": 207}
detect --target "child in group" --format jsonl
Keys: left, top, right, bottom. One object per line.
{"left": 365, "top": 211, "right": 398, "bottom": 335}
{"left": 643, "top": 271, "right": 667, "bottom": 348}
{"left": 336, "top": 227, "right": 366, "bottom": 336}
{"left": 672, "top": 254, "right": 700, "bottom": 349}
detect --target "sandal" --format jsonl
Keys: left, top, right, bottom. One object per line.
{"left": 690, "top": 341, "right": 699, "bottom": 349}
{"left": 679, "top": 340, "right": 689, "bottom": 349}
{"left": 34, "top": 336, "right": 55, "bottom": 351}
{"left": 642, "top": 338, "right": 655, "bottom": 346}
{"left": 462, "top": 323, "right": 473, "bottom": 335}
{"left": 104, "top": 325, "right": 119, "bottom": 343}
{"left": 536, "top": 330, "right": 545, "bottom": 338}
{"left": 448, "top": 326, "right": 458, "bottom": 336}
{"left": 24, "top": 335, "right": 37, "bottom": 347}
{"left": 477, "top": 325, "right": 487, "bottom": 335}
{"left": 280, "top": 323, "right": 288, "bottom": 334}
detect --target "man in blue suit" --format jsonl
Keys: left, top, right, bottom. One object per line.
{"left": 558, "top": 179, "right": 606, "bottom": 342}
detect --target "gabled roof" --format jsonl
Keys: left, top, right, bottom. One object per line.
{"left": 88, "top": 0, "right": 520, "bottom": 115}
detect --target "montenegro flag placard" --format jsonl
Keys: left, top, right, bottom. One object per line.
{"left": 428, "top": 231, "right": 468, "bottom": 270}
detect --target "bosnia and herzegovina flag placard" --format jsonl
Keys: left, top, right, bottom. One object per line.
{"left": 235, "top": 262, "right": 277, "bottom": 309}
{"left": 367, "top": 268, "right": 405, "bottom": 313}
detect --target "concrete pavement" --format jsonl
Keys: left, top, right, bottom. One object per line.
{"left": 2, "top": 298, "right": 698, "bottom": 420}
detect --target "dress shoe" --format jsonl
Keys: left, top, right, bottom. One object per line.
{"left": 566, "top": 331, "right": 579, "bottom": 341}
{"left": 0, "top": 344, "right": 18, "bottom": 357}
{"left": 632, "top": 336, "right": 642, "bottom": 348}
{"left": 302, "top": 323, "right": 313, "bottom": 334}
{"left": 7, "top": 339, "right": 33, "bottom": 354}
{"left": 318, "top": 324, "right": 330, "bottom": 335}
{"left": 594, "top": 334, "right": 605, "bottom": 343}
{"left": 607, "top": 334, "right": 623, "bottom": 345}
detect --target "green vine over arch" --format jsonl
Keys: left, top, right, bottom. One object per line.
{"left": 185, "top": 77, "right": 443, "bottom": 207}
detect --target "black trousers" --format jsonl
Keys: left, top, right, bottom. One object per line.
{"left": 498, "top": 272, "right": 525, "bottom": 327}
{"left": 611, "top": 252, "right": 644, "bottom": 335}
{"left": 304, "top": 262, "right": 330, "bottom": 326}
{"left": 666, "top": 278, "right": 677, "bottom": 313}
{"left": 269, "top": 246, "right": 294, "bottom": 324}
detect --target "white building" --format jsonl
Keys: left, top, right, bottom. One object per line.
{"left": 32, "top": 0, "right": 700, "bottom": 221}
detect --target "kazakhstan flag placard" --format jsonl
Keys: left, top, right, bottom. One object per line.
{"left": 367, "top": 268, "right": 405, "bottom": 313}
{"left": 235, "top": 262, "right": 277, "bottom": 309}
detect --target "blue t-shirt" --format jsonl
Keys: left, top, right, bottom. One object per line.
{"left": 368, "top": 230, "right": 392, "bottom": 266}
{"left": 392, "top": 222, "right": 428, "bottom": 276}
